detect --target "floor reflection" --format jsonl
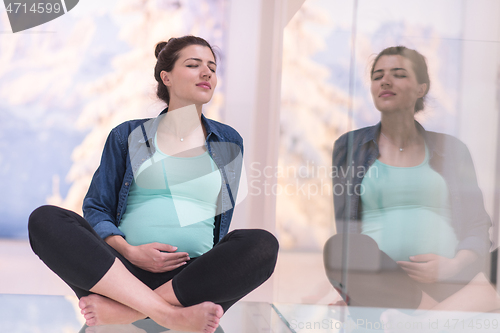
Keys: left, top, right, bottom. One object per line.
{"left": 0, "top": 295, "right": 289, "bottom": 333}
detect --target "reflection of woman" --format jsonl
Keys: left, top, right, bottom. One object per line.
{"left": 28, "top": 36, "right": 278, "bottom": 332}
{"left": 328, "top": 46, "right": 498, "bottom": 313}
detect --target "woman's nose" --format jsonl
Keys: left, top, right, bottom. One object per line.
{"left": 201, "top": 66, "right": 212, "bottom": 78}
{"left": 380, "top": 75, "right": 391, "bottom": 87}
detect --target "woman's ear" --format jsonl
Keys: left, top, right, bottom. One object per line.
{"left": 417, "top": 83, "right": 428, "bottom": 98}
{"left": 160, "top": 70, "right": 171, "bottom": 87}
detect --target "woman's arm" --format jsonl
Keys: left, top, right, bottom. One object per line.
{"left": 452, "top": 138, "right": 492, "bottom": 256}
{"left": 82, "top": 127, "right": 128, "bottom": 240}
{"left": 332, "top": 133, "right": 353, "bottom": 234}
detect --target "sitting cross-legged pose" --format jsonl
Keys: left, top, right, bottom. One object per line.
{"left": 28, "top": 35, "right": 279, "bottom": 333}
{"left": 326, "top": 46, "right": 499, "bottom": 325}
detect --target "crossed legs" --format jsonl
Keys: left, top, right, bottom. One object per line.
{"left": 28, "top": 206, "right": 278, "bottom": 330}
{"left": 78, "top": 275, "right": 183, "bottom": 326}
{"left": 79, "top": 228, "right": 279, "bottom": 326}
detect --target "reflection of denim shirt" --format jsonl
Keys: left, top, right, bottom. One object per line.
{"left": 83, "top": 108, "right": 244, "bottom": 244}
{"left": 332, "top": 121, "right": 491, "bottom": 256}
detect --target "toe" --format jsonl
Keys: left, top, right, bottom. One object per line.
{"left": 84, "top": 312, "right": 94, "bottom": 320}
{"left": 79, "top": 297, "right": 88, "bottom": 310}
{"left": 215, "top": 305, "right": 223, "bottom": 318}
{"left": 209, "top": 316, "right": 220, "bottom": 326}
{"left": 86, "top": 317, "right": 97, "bottom": 327}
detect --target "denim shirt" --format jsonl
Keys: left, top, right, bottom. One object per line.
{"left": 83, "top": 108, "right": 244, "bottom": 245}
{"left": 332, "top": 121, "right": 491, "bottom": 256}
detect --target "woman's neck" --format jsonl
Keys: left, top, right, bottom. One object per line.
{"left": 159, "top": 104, "right": 202, "bottom": 137}
{"left": 380, "top": 112, "right": 421, "bottom": 148}
{"left": 168, "top": 101, "right": 203, "bottom": 115}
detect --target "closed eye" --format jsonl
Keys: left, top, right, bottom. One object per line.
{"left": 187, "top": 64, "right": 216, "bottom": 73}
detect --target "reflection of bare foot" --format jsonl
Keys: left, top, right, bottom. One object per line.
{"left": 85, "top": 324, "right": 147, "bottom": 333}
{"left": 79, "top": 294, "right": 144, "bottom": 326}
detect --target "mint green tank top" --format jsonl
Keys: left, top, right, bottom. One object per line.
{"left": 119, "top": 135, "right": 222, "bottom": 257}
{"left": 360, "top": 146, "right": 458, "bottom": 262}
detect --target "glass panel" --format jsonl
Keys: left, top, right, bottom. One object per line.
{"left": 278, "top": 0, "right": 500, "bottom": 324}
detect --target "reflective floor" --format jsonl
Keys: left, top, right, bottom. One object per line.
{"left": 0, "top": 295, "right": 290, "bottom": 333}
{"left": 2, "top": 294, "right": 500, "bottom": 333}
{"left": 274, "top": 303, "right": 500, "bottom": 333}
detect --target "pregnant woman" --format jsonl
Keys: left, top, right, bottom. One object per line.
{"left": 29, "top": 35, "right": 278, "bottom": 333}
{"left": 327, "top": 46, "right": 498, "bottom": 316}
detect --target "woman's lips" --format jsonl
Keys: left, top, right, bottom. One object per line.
{"left": 379, "top": 91, "right": 395, "bottom": 97}
{"left": 196, "top": 82, "right": 211, "bottom": 89}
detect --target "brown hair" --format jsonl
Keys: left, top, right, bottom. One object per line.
{"left": 154, "top": 36, "right": 217, "bottom": 105}
{"left": 371, "top": 46, "right": 430, "bottom": 113}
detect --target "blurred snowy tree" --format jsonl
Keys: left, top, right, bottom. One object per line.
{"left": 277, "top": 1, "right": 350, "bottom": 250}
{"left": 51, "top": 0, "right": 228, "bottom": 213}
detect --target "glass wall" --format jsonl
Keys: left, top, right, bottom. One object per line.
{"left": 277, "top": 0, "right": 500, "bottom": 321}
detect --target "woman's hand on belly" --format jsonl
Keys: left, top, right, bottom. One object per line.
{"left": 397, "top": 253, "right": 459, "bottom": 283}
{"left": 127, "top": 242, "right": 190, "bottom": 273}
{"left": 397, "top": 250, "right": 478, "bottom": 283}
{"left": 105, "top": 235, "right": 190, "bottom": 273}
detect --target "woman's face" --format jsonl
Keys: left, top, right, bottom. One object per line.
{"left": 370, "top": 55, "right": 427, "bottom": 115}
{"left": 161, "top": 44, "right": 217, "bottom": 108}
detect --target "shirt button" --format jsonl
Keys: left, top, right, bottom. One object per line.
{"left": 117, "top": 212, "right": 121, "bottom": 216}
{"left": 125, "top": 182, "right": 129, "bottom": 186}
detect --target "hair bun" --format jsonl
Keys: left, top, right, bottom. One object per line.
{"left": 155, "top": 41, "right": 167, "bottom": 59}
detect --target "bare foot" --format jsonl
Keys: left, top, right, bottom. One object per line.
{"left": 154, "top": 302, "right": 224, "bottom": 333}
{"left": 80, "top": 294, "right": 223, "bottom": 333}
{"left": 79, "top": 294, "right": 145, "bottom": 326}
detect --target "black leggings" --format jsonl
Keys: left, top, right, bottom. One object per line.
{"left": 28, "top": 205, "right": 279, "bottom": 312}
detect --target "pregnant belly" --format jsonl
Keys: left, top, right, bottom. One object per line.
{"left": 119, "top": 196, "right": 215, "bottom": 257}
{"left": 361, "top": 207, "right": 458, "bottom": 262}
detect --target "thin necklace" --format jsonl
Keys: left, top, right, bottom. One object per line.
{"left": 381, "top": 132, "right": 404, "bottom": 152}
{"left": 172, "top": 124, "right": 201, "bottom": 142}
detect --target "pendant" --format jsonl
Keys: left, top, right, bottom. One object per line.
{"left": 399, "top": 148, "right": 403, "bottom": 152}
{"left": 180, "top": 138, "right": 184, "bottom": 142}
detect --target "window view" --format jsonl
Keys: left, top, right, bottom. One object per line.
{"left": 277, "top": 0, "right": 500, "bottom": 329}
